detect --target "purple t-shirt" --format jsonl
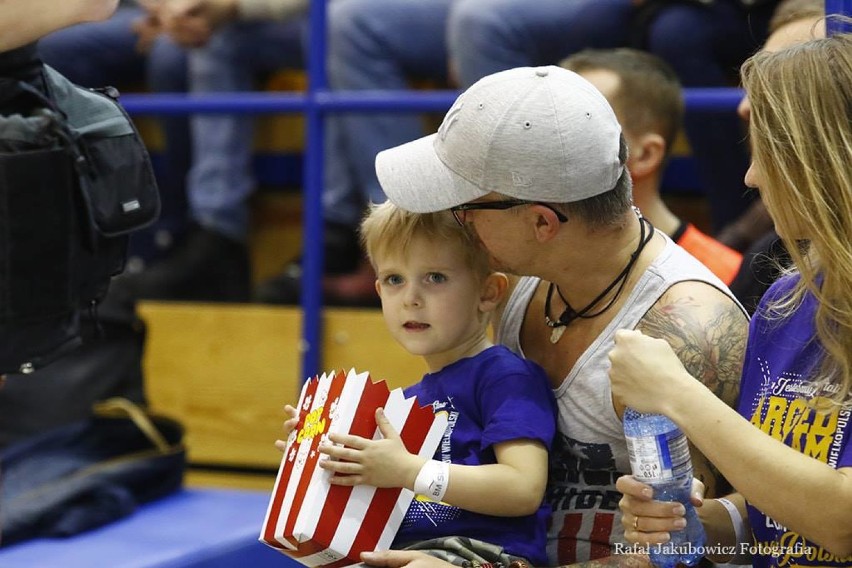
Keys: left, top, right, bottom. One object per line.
{"left": 395, "top": 345, "right": 557, "bottom": 565}
{"left": 738, "top": 275, "right": 852, "bottom": 567}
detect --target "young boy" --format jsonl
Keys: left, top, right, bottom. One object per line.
{"left": 277, "top": 202, "right": 556, "bottom": 566}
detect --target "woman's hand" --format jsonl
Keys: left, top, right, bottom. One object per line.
{"left": 608, "top": 329, "right": 693, "bottom": 414}
{"left": 616, "top": 475, "right": 705, "bottom": 545}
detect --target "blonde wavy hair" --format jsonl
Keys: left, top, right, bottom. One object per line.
{"left": 740, "top": 32, "right": 852, "bottom": 406}
{"left": 360, "top": 201, "right": 492, "bottom": 282}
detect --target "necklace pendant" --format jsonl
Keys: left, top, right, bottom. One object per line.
{"left": 550, "top": 325, "right": 566, "bottom": 344}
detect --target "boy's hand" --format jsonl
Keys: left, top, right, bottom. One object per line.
{"left": 318, "top": 408, "right": 426, "bottom": 490}
{"left": 274, "top": 404, "right": 299, "bottom": 453}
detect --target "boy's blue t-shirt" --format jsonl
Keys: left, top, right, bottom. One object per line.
{"left": 395, "top": 345, "right": 557, "bottom": 565}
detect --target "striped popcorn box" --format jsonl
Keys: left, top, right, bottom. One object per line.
{"left": 260, "top": 369, "right": 447, "bottom": 567}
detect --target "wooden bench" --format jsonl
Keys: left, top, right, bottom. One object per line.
{"left": 140, "top": 302, "right": 425, "bottom": 486}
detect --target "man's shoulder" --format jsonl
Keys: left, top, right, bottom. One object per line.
{"left": 640, "top": 279, "right": 747, "bottom": 339}
{"left": 634, "top": 233, "right": 747, "bottom": 348}
{"left": 637, "top": 279, "right": 748, "bottom": 408}
{"left": 658, "top": 277, "right": 743, "bottom": 308}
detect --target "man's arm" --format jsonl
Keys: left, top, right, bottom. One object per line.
{"left": 635, "top": 281, "right": 748, "bottom": 497}
{"left": 0, "top": 0, "right": 118, "bottom": 52}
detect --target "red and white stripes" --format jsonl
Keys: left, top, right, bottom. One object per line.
{"left": 260, "top": 369, "right": 447, "bottom": 567}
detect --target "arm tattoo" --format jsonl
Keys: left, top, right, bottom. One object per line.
{"left": 637, "top": 296, "right": 746, "bottom": 409}
{"left": 637, "top": 294, "right": 747, "bottom": 495}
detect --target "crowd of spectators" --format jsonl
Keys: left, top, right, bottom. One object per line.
{"left": 35, "top": 0, "right": 796, "bottom": 311}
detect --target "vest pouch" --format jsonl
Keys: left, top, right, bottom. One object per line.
{"left": 43, "top": 67, "right": 160, "bottom": 238}
{"left": 0, "top": 66, "right": 161, "bottom": 375}
{"left": 0, "top": 113, "right": 82, "bottom": 374}
{"left": 77, "top": 134, "right": 160, "bottom": 237}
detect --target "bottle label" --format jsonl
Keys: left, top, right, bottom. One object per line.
{"left": 626, "top": 430, "right": 691, "bottom": 481}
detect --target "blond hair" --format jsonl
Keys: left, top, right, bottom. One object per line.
{"left": 360, "top": 201, "right": 492, "bottom": 281}
{"left": 740, "top": 33, "right": 852, "bottom": 406}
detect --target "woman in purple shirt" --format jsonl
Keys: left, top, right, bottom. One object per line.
{"left": 608, "top": 32, "right": 852, "bottom": 568}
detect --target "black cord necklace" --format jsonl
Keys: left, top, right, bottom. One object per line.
{"left": 545, "top": 211, "right": 655, "bottom": 344}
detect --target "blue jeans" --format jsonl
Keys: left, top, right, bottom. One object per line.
{"left": 448, "top": 0, "right": 773, "bottom": 231}
{"left": 449, "top": 0, "right": 633, "bottom": 87}
{"left": 647, "top": 2, "right": 772, "bottom": 231}
{"left": 187, "top": 20, "right": 305, "bottom": 241}
{"left": 37, "top": 6, "right": 190, "bottom": 222}
{"left": 322, "top": 0, "right": 451, "bottom": 228}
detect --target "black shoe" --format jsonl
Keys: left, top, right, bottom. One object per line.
{"left": 253, "top": 223, "right": 362, "bottom": 305}
{"left": 112, "top": 226, "right": 251, "bottom": 303}
{"left": 253, "top": 262, "right": 303, "bottom": 305}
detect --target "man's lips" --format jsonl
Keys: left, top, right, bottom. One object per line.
{"left": 403, "top": 321, "right": 430, "bottom": 331}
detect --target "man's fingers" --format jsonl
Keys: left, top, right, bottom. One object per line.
{"left": 615, "top": 474, "right": 654, "bottom": 500}
{"left": 168, "top": 0, "right": 204, "bottom": 17}
{"left": 170, "top": 23, "right": 211, "bottom": 48}
{"left": 690, "top": 478, "right": 706, "bottom": 506}
{"left": 619, "top": 494, "right": 686, "bottom": 519}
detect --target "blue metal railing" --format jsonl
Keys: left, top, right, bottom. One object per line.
{"left": 119, "top": 87, "right": 745, "bottom": 383}
{"left": 827, "top": 0, "right": 852, "bottom": 33}
{"left": 120, "top": 89, "right": 745, "bottom": 117}
{"left": 119, "top": 1, "right": 850, "bottom": 383}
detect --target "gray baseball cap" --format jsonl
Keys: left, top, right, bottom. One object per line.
{"left": 375, "top": 66, "right": 624, "bottom": 213}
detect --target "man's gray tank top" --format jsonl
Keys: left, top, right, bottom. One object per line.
{"left": 497, "top": 235, "right": 743, "bottom": 565}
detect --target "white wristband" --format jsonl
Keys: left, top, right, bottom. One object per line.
{"left": 716, "top": 497, "right": 750, "bottom": 564}
{"left": 716, "top": 497, "right": 747, "bottom": 546}
{"left": 414, "top": 460, "right": 450, "bottom": 502}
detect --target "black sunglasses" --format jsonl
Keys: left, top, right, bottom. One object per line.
{"left": 450, "top": 199, "right": 568, "bottom": 226}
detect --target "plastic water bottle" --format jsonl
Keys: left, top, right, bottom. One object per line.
{"left": 623, "top": 408, "right": 706, "bottom": 568}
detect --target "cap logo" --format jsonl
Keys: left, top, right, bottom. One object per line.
{"left": 438, "top": 101, "right": 464, "bottom": 141}
{"left": 511, "top": 172, "right": 532, "bottom": 187}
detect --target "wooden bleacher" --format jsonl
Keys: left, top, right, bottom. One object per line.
{"left": 141, "top": 300, "right": 427, "bottom": 490}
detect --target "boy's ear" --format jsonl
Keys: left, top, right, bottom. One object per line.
{"left": 480, "top": 272, "right": 509, "bottom": 312}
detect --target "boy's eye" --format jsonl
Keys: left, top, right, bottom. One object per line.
{"left": 426, "top": 272, "right": 447, "bottom": 284}
{"left": 385, "top": 274, "right": 404, "bottom": 286}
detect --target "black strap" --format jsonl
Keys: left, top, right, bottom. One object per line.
{"left": 0, "top": 43, "right": 47, "bottom": 111}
